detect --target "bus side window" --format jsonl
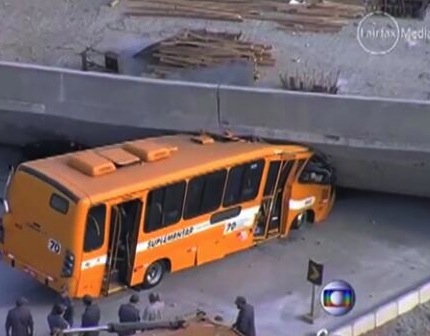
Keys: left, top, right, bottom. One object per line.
{"left": 84, "top": 204, "right": 107, "bottom": 252}
{"left": 144, "top": 181, "right": 186, "bottom": 233}
{"left": 49, "top": 193, "right": 69, "bottom": 215}
{"left": 223, "top": 160, "right": 265, "bottom": 207}
{"left": 184, "top": 169, "right": 227, "bottom": 219}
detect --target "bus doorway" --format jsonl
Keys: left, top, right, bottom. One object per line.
{"left": 253, "top": 156, "right": 294, "bottom": 241}
{"left": 102, "top": 199, "right": 142, "bottom": 295}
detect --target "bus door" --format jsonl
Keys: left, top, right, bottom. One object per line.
{"left": 101, "top": 197, "right": 143, "bottom": 296}
{"left": 253, "top": 154, "right": 295, "bottom": 241}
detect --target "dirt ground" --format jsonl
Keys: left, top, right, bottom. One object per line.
{"left": 1, "top": 0, "right": 430, "bottom": 99}
{"left": 363, "top": 302, "right": 430, "bottom": 336}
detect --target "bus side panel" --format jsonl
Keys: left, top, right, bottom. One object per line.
{"left": 187, "top": 215, "right": 226, "bottom": 267}
{"left": 135, "top": 221, "right": 198, "bottom": 279}
{"left": 75, "top": 206, "right": 110, "bottom": 298}
{"left": 221, "top": 203, "right": 259, "bottom": 256}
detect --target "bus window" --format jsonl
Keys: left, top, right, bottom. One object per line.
{"left": 184, "top": 169, "right": 227, "bottom": 219}
{"left": 223, "top": 160, "right": 265, "bottom": 207}
{"left": 263, "top": 161, "right": 281, "bottom": 196}
{"left": 299, "top": 155, "right": 333, "bottom": 185}
{"left": 144, "top": 181, "right": 186, "bottom": 233}
{"left": 49, "top": 193, "right": 69, "bottom": 215}
{"left": 84, "top": 204, "right": 106, "bottom": 252}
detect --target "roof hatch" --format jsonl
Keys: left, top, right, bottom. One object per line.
{"left": 122, "top": 140, "right": 178, "bottom": 162}
{"left": 68, "top": 151, "right": 116, "bottom": 177}
{"left": 96, "top": 147, "right": 140, "bottom": 167}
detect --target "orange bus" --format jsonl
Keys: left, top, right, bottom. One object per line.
{"left": 0, "top": 134, "right": 335, "bottom": 298}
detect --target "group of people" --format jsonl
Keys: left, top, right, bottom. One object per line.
{"left": 5, "top": 289, "right": 256, "bottom": 336}
{"left": 5, "top": 289, "right": 165, "bottom": 336}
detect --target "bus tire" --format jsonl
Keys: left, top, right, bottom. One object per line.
{"left": 291, "top": 212, "right": 307, "bottom": 230}
{"left": 142, "top": 260, "right": 166, "bottom": 289}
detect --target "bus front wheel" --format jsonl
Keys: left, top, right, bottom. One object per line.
{"left": 142, "top": 260, "right": 166, "bottom": 289}
{"left": 291, "top": 212, "right": 307, "bottom": 230}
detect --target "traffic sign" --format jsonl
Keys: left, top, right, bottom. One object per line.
{"left": 307, "top": 259, "right": 323, "bottom": 286}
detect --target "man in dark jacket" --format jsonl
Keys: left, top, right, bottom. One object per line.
{"left": 47, "top": 303, "right": 69, "bottom": 335}
{"left": 117, "top": 294, "right": 141, "bottom": 336}
{"left": 5, "top": 297, "right": 34, "bottom": 336}
{"left": 232, "top": 296, "right": 256, "bottom": 336}
{"left": 57, "top": 288, "right": 74, "bottom": 327}
{"left": 81, "top": 295, "right": 101, "bottom": 336}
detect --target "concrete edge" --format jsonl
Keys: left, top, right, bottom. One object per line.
{"left": 2, "top": 61, "right": 430, "bottom": 106}
{"left": 327, "top": 277, "right": 430, "bottom": 336}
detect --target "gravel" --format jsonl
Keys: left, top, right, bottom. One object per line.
{"left": 363, "top": 302, "right": 430, "bottom": 336}
{"left": 1, "top": 0, "right": 430, "bottom": 99}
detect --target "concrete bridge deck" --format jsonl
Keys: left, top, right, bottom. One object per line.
{"left": 0, "top": 61, "right": 429, "bottom": 197}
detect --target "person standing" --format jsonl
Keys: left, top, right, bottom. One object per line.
{"left": 57, "top": 288, "right": 74, "bottom": 327}
{"left": 47, "top": 303, "right": 69, "bottom": 335}
{"left": 142, "top": 292, "right": 163, "bottom": 322}
{"left": 117, "top": 294, "right": 141, "bottom": 336}
{"left": 232, "top": 296, "right": 256, "bottom": 336}
{"left": 5, "top": 297, "right": 34, "bottom": 336}
{"left": 81, "top": 295, "right": 101, "bottom": 336}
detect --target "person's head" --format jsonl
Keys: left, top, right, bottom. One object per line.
{"left": 130, "top": 294, "right": 139, "bottom": 304}
{"left": 234, "top": 296, "right": 246, "bottom": 310}
{"left": 82, "top": 294, "right": 93, "bottom": 306}
{"left": 148, "top": 292, "right": 157, "bottom": 304}
{"left": 16, "top": 297, "right": 28, "bottom": 307}
{"left": 53, "top": 303, "right": 65, "bottom": 316}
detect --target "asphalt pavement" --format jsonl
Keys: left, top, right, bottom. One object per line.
{"left": 0, "top": 147, "right": 429, "bottom": 336}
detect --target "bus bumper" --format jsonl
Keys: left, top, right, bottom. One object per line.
{"left": 0, "top": 251, "right": 66, "bottom": 292}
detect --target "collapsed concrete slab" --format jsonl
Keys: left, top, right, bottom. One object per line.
{"left": 0, "top": 61, "right": 429, "bottom": 197}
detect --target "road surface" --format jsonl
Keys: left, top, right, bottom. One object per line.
{"left": 0, "top": 147, "right": 429, "bottom": 335}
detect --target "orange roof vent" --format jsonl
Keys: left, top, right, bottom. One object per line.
{"left": 122, "top": 140, "right": 177, "bottom": 162}
{"left": 68, "top": 151, "right": 116, "bottom": 177}
{"left": 191, "top": 134, "right": 215, "bottom": 145}
{"left": 96, "top": 147, "right": 140, "bottom": 167}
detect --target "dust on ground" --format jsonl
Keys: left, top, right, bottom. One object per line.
{"left": 363, "top": 302, "right": 430, "bottom": 336}
{"left": 1, "top": 0, "right": 430, "bottom": 99}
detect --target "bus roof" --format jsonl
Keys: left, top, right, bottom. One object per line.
{"left": 20, "top": 134, "right": 310, "bottom": 203}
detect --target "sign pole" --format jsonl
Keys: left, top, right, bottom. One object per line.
{"left": 304, "top": 259, "right": 324, "bottom": 324}
{"left": 310, "top": 283, "right": 316, "bottom": 320}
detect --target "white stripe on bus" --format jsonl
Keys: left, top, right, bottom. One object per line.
{"left": 135, "top": 206, "right": 260, "bottom": 252}
{"left": 80, "top": 197, "right": 317, "bottom": 270}
{"left": 81, "top": 255, "right": 107, "bottom": 271}
{"left": 289, "top": 196, "right": 316, "bottom": 210}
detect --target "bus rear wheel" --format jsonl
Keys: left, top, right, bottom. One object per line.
{"left": 142, "top": 260, "right": 166, "bottom": 289}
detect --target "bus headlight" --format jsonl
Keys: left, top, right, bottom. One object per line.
{"left": 61, "top": 250, "right": 75, "bottom": 278}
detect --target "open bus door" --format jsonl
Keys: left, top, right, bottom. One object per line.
{"left": 101, "top": 197, "right": 143, "bottom": 296}
{"left": 253, "top": 153, "right": 295, "bottom": 242}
